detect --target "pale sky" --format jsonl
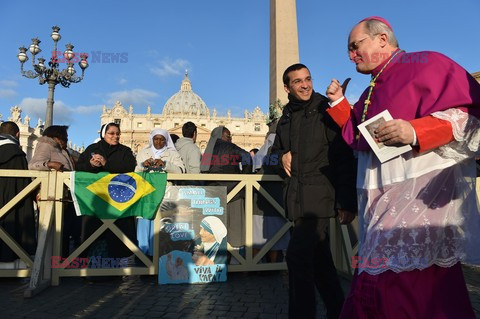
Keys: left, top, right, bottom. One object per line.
{"left": 0, "top": 0, "right": 479, "bottom": 147}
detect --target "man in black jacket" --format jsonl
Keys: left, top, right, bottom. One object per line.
{"left": 271, "top": 64, "right": 357, "bottom": 319}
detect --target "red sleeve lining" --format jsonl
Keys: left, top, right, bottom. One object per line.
{"left": 326, "top": 98, "right": 352, "bottom": 128}
{"left": 410, "top": 116, "right": 454, "bottom": 153}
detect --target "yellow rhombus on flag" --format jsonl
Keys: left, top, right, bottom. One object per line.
{"left": 87, "top": 172, "right": 155, "bottom": 211}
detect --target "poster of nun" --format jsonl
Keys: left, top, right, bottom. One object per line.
{"left": 157, "top": 186, "right": 228, "bottom": 284}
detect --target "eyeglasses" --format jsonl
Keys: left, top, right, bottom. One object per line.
{"left": 290, "top": 76, "right": 312, "bottom": 87}
{"left": 348, "top": 37, "right": 370, "bottom": 52}
{"left": 106, "top": 132, "right": 121, "bottom": 136}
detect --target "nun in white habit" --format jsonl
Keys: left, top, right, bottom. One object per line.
{"left": 135, "top": 128, "right": 185, "bottom": 256}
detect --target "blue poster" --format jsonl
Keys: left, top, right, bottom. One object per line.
{"left": 157, "top": 186, "right": 227, "bottom": 284}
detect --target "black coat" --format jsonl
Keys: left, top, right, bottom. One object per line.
{"left": 76, "top": 139, "right": 137, "bottom": 258}
{"left": 0, "top": 135, "right": 36, "bottom": 261}
{"left": 253, "top": 138, "right": 286, "bottom": 217}
{"left": 271, "top": 92, "right": 357, "bottom": 220}
{"left": 476, "top": 159, "right": 480, "bottom": 177}
{"left": 76, "top": 139, "right": 136, "bottom": 173}
{"left": 205, "top": 139, "right": 252, "bottom": 247}
{"left": 207, "top": 139, "right": 252, "bottom": 197}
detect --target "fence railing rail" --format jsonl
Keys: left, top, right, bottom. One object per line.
{"left": 0, "top": 169, "right": 358, "bottom": 298}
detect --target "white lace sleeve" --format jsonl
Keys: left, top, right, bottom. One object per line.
{"left": 431, "top": 108, "right": 480, "bottom": 161}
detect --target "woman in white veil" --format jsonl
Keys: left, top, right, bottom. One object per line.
{"left": 135, "top": 128, "right": 186, "bottom": 256}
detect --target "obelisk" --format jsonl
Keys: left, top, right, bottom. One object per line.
{"left": 269, "top": 0, "right": 299, "bottom": 107}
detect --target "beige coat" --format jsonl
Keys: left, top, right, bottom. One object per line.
{"left": 29, "top": 136, "right": 74, "bottom": 171}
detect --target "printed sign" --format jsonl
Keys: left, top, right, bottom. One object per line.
{"left": 157, "top": 186, "right": 227, "bottom": 284}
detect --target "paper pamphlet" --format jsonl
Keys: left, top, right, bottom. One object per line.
{"left": 357, "top": 109, "right": 412, "bottom": 163}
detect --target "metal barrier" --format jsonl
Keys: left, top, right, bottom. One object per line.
{"left": 0, "top": 169, "right": 358, "bottom": 297}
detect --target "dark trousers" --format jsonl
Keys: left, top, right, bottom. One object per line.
{"left": 286, "top": 217, "right": 345, "bottom": 319}
{"left": 62, "top": 202, "right": 81, "bottom": 257}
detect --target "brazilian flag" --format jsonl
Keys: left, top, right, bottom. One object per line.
{"left": 70, "top": 172, "right": 167, "bottom": 219}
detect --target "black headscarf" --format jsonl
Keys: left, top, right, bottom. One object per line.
{"left": 200, "top": 126, "right": 224, "bottom": 172}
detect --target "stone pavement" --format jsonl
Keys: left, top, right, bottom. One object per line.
{"left": 465, "top": 265, "right": 480, "bottom": 319}
{"left": 0, "top": 266, "right": 479, "bottom": 318}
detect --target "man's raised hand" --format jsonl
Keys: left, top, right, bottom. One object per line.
{"left": 326, "top": 78, "right": 351, "bottom": 102}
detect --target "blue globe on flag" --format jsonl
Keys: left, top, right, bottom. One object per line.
{"left": 108, "top": 174, "right": 137, "bottom": 203}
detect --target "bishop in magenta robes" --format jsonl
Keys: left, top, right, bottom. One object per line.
{"left": 326, "top": 16, "right": 480, "bottom": 318}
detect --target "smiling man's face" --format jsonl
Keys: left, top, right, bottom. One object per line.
{"left": 284, "top": 67, "right": 313, "bottom": 101}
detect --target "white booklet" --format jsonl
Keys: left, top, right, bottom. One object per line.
{"left": 357, "top": 109, "right": 412, "bottom": 163}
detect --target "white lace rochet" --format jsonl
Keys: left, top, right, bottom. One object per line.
{"left": 356, "top": 108, "right": 480, "bottom": 275}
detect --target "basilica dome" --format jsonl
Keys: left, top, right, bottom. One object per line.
{"left": 162, "top": 72, "right": 210, "bottom": 116}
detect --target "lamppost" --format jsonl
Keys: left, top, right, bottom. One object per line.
{"left": 17, "top": 26, "right": 88, "bottom": 128}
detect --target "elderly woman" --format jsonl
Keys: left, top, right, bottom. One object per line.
{"left": 191, "top": 216, "right": 227, "bottom": 265}
{"left": 76, "top": 122, "right": 137, "bottom": 262}
{"left": 135, "top": 128, "right": 185, "bottom": 173}
{"left": 29, "top": 125, "right": 78, "bottom": 256}
{"left": 29, "top": 125, "right": 74, "bottom": 172}
{"left": 135, "top": 128, "right": 185, "bottom": 257}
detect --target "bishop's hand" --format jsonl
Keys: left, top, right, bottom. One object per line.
{"left": 326, "top": 78, "right": 351, "bottom": 102}
{"left": 375, "top": 119, "right": 415, "bottom": 146}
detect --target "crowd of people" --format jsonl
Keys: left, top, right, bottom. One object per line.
{"left": 0, "top": 119, "right": 286, "bottom": 269}
{"left": 1, "top": 14, "right": 480, "bottom": 319}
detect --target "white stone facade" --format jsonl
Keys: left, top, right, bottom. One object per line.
{"left": 0, "top": 106, "right": 84, "bottom": 161}
{"left": 100, "top": 73, "right": 270, "bottom": 153}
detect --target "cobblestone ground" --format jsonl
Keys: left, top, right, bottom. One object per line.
{"left": 465, "top": 265, "right": 480, "bottom": 319}
{"left": 0, "top": 266, "right": 478, "bottom": 318}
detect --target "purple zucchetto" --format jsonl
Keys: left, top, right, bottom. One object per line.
{"left": 360, "top": 16, "right": 393, "bottom": 31}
